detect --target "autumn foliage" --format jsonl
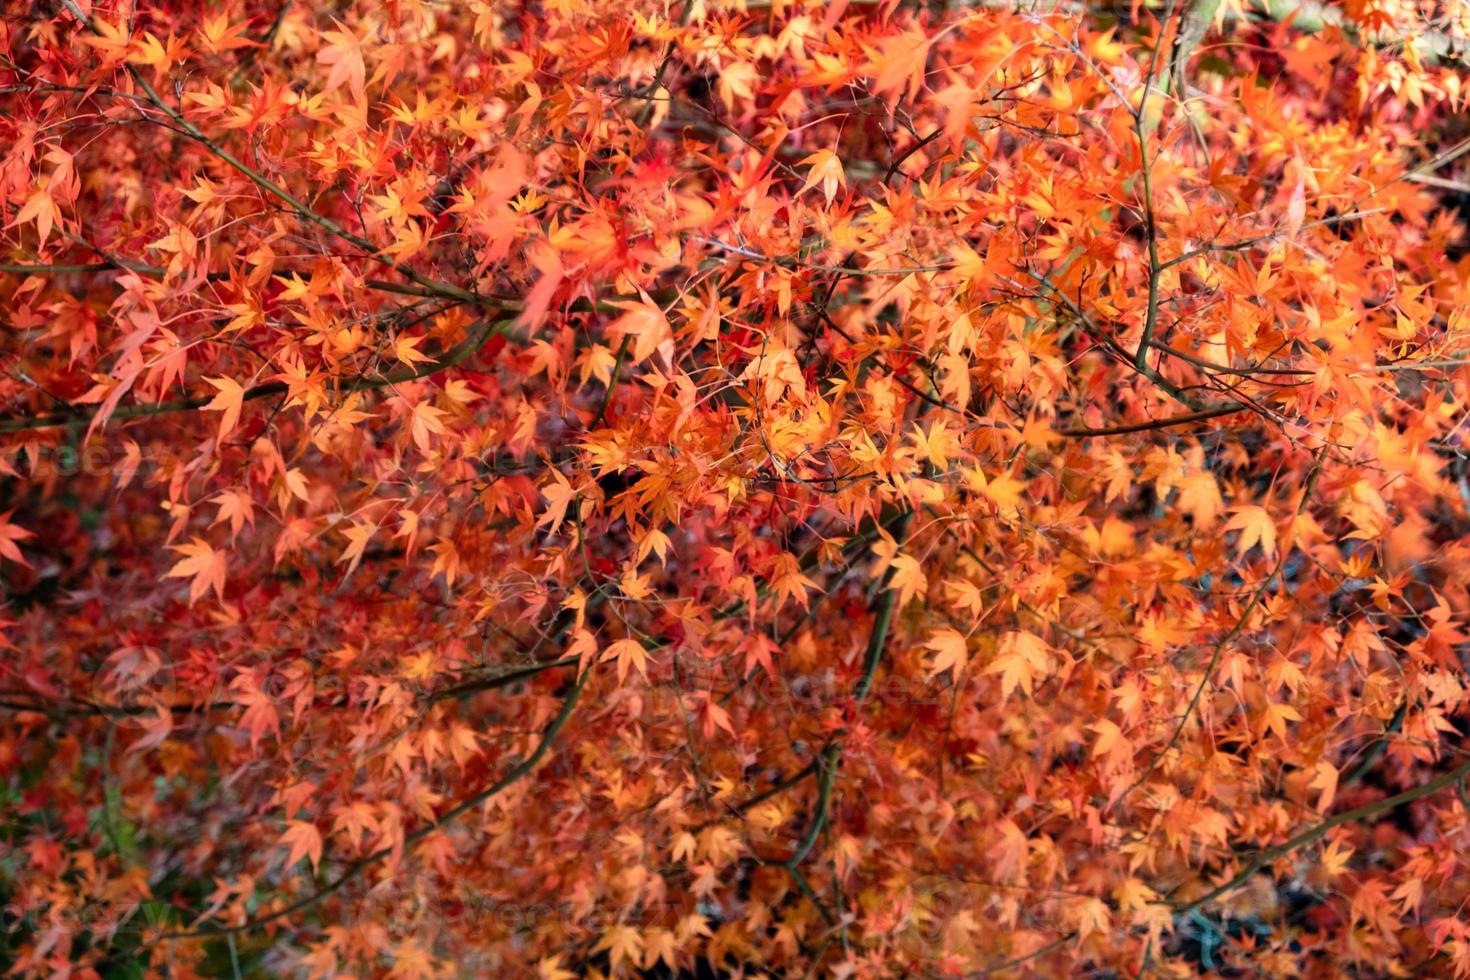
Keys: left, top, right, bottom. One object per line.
{"left": 7, "top": 0, "right": 1470, "bottom": 975}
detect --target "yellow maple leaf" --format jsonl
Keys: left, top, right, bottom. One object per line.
{"left": 1321, "top": 839, "right": 1354, "bottom": 877}
{"left": 1176, "top": 471, "right": 1224, "bottom": 528}
{"left": 537, "top": 956, "right": 576, "bottom": 980}
{"left": 409, "top": 401, "right": 448, "bottom": 452}
{"left": 799, "top": 149, "right": 846, "bottom": 204}
{"left": 595, "top": 924, "right": 644, "bottom": 970}
{"left": 924, "top": 627, "right": 969, "bottom": 680}
{"left": 1224, "top": 505, "right": 1277, "bottom": 558}
{"left": 601, "top": 637, "right": 650, "bottom": 683}
{"left": 888, "top": 553, "right": 928, "bottom": 606}
{"left": 986, "top": 630, "right": 1052, "bottom": 699}
{"left": 1113, "top": 877, "right": 1159, "bottom": 913}
{"left": 1259, "top": 700, "right": 1303, "bottom": 739}
{"left": 982, "top": 470, "right": 1026, "bottom": 518}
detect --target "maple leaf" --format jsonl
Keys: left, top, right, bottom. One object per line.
{"left": 595, "top": 924, "right": 644, "bottom": 969}
{"left": 887, "top": 553, "right": 927, "bottom": 606}
{"left": 127, "top": 31, "right": 186, "bottom": 77}
{"left": 980, "top": 470, "right": 1026, "bottom": 518}
{"left": 866, "top": 28, "right": 934, "bottom": 105}
{"left": 771, "top": 552, "right": 820, "bottom": 609}
{"left": 165, "top": 538, "right": 228, "bottom": 603}
{"left": 567, "top": 628, "right": 600, "bottom": 672}
{"left": 538, "top": 956, "right": 577, "bottom": 980}
{"left": 601, "top": 637, "right": 650, "bottom": 683}
{"left": 913, "top": 420, "right": 956, "bottom": 470}
{"left": 389, "top": 939, "right": 438, "bottom": 979}
{"left": 988, "top": 818, "right": 1029, "bottom": 883}
{"left": 923, "top": 627, "right": 969, "bottom": 680}
{"left": 331, "top": 802, "right": 380, "bottom": 853}
{"left": 409, "top": 401, "right": 448, "bottom": 452}
{"left": 1091, "top": 718, "right": 1128, "bottom": 759}
{"left": 198, "top": 12, "right": 256, "bottom": 53}
{"left": 1113, "top": 878, "right": 1160, "bottom": 914}
{"left": 280, "top": 820, "right": 323, "bottom": 873}
{"left": 1224, "top": 505, "right": 1278, "bottom": 558}
{"left": 77, "top": 16, "right": 130, "bottom": 65}
{"left": 606, "top": 298, "right": 672, "bottom": 365}
{"left": 392, "top": 334, "right": 434, "bottom": 366}
{"left": 1321, "top": 839, "right": 1355, "bottom": 878}
{"left": 12, "top": 187, "right": 59, "bottom": 249}
{"left": 690, "top": 692, "right": 736, "bottom": 738}
{"left": 317, "top": 21, "right": 366, "bottom": 102}
{"left": 337, "top": 521, "right": 377, "bottom": 575}
{"left": 211, "top": 490, "right": 256, "bottom": 541}
{"left": 1076, "top": 898, "right": 1111, "bottom": 942}
{"left": 1176, "top": 471, "right": 1224, "bottom": 528}
{"left": 986, "top": 630, "right": 1052, "bottom": 699}
{"left": 643, "top": 928, "right": 680, "bottom": 972}
{"left": 202, "top": 376, "right": 247, "bottom": 444}
{"left": 0, "top": 511, "right": 34, "bottom": 567}
{"left": 799, "top": 149, "right": 846, "bottom": 204}
{"left": 1259, "top": 700, "right": 1303, "bottom": 739}
{"left": 538, "top": 469, "right": 576, "bottom": 534}
{"left": 229, "top": 675, "right": 281, "bottom": 749}
{"left": 716, "top": 61, "right": 758, "bottom": 111}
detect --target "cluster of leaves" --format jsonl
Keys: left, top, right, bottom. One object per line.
{"left": 4, "top": 0, "right": 1470, "bottom": 975}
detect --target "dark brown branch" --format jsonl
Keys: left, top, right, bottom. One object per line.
{"left": 1055, "top": 404, "right": 1244, "bottom": 437}
{"left": 784, "top": 507, "right": 916, "bottom": 923}
{"left": 1172, "top": 754, "right": 1470, "bottom": 916}
{"left": 883, "top": 126, "right": 943, "bottom": 183}
{"left": 427, "top": 656, "right": 579, "bottom": 703}
{"left": 0, "top": 317, "right": 511, "bottom": 434}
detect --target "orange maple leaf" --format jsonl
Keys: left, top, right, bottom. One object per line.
{"left": 202, "top": 376, "right": 247, "bottom": 444}
{"left": 923, "top": 627, "right": 968, "bottom": 680}
{"left": 280, "top": 820, "right": 323, "bottom": 874}
{"left": 164, "top": 538, "right": 228, "bottom": 604}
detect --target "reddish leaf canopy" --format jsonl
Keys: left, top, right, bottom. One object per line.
{"left": 4, "top": 0, "right": 1470, "bottom": 977}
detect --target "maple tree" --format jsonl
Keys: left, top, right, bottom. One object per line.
{"left": 5, "top": 0, "right": 1470, "bottom": 975}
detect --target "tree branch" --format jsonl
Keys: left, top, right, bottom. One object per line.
{"left": 784, "top": 507, "right": 916, "bottom": 921}
{"left": 1108, "top": 447, "right": 1326, "bottom": 814}
{"left": 1055, "top": 404, "right": 1245, "bottom": 437}
{"left": 0, "top": 317, "right": 511, "bottom": 434}
{"left": 158, "top": 664, "right": 593, "bottom": 940}
{"left": 1172, "top": 755, "right": 1470, "bottom": 916}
